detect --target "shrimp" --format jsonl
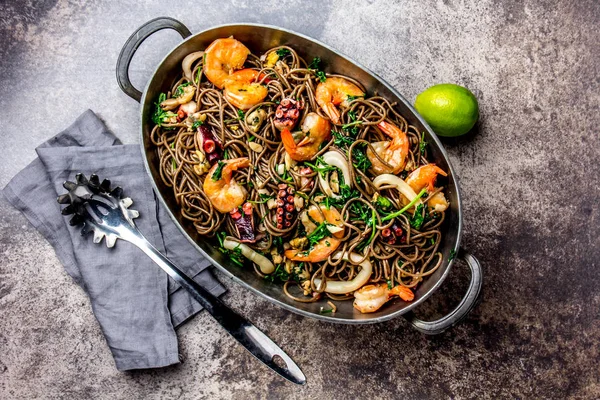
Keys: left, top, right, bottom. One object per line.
{"left": 405, "top": 164, "right": 448, "bottom": 193}
{"left": 366, "top": 120, "right": 409, "bottom": 175}
{"left": 353, "top": 283, "right": 414, "bottom": 313}
{"left": 281, "top": 112, "right": 331, "bottom": 161}
{"left": 203, "top": 158, "right": 250, "bottom": 213}
{"left": 285, "top": 205, "right": 344, "bottom": 262}
{"left": 204, "top": 38, "right": 250, "bottom": 89}
{"left": 315, "top": 77, "right": 365, "bottom": 124}
{"left": 223, "top": 69, "right": 268, "bottom": 110}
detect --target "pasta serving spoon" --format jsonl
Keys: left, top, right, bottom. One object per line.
{"left": 57, "top": 173, "right": 305, "bottom": 385}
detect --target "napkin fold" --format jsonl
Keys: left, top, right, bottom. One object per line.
{"left": 2, "top": 110, "right": 226, "bottom": 371}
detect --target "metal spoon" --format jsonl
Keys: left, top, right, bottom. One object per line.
{"left": 58, "top": 173, "right": 305, "bottom": 385}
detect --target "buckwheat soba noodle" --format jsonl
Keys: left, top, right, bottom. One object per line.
{"left": 149, "top": 38, "right": 449, "bottom": 313}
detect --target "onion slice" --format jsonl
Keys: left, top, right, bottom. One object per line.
{"left": 223, "top": 238, "right": 275, "bottom": 274}
{"left": 314, "top": 252, "right": 372, "bottom": 294}
{"left": 182, "top": 51, "right": 205, "bottom": 81}
{"left": 372, "top": 174, "right": 422, "bottom": 205}
{"left": 317, "top": 151, "right": 352, "bottom": 199}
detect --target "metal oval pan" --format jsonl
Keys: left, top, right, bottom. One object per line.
{"left": 117, "top": 18, "right": 482, "bottom": 329}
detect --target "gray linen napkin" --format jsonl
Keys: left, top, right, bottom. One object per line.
{"left": 2, "top": 109, "right": 226, "bottom": 371}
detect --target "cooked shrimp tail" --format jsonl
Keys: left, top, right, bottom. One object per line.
{"left": 315, "top": 77, "right": 365, "bottom": 124}
{"left": 203, "top": 158, "right": 251, "bottom": 213}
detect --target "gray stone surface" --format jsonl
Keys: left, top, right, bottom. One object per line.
{"left": 1, "top": 0, "right": 598, "bottom": 398}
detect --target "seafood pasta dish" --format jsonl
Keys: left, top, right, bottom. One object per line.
{"left": 150, "top": 38, "right": 450, "bottom": 314}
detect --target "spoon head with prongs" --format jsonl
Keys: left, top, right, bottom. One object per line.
{"left": 57, "top": 173, "right": 139, "bottom": 247}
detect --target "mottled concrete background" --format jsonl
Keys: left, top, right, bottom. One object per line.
{"left": 1, "top": 0, "right": 599, "bottom": 399}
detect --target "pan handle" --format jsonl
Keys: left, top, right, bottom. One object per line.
{"left": 403, "top": 249, "right": 482, "bottom": 335}
{"left": 116, "top": 17, "right": 191, "bottom": 102}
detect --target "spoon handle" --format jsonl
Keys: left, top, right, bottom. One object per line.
{"left": 127, "top": 232, "right": 306, "bottom": 385}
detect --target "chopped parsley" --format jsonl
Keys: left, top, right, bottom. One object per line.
{"left": 356, "top": 207, "right": 376, "bottom": 251}
{"left": 449, "top": 249, "right": 457, "bottom": 261}
{"left": 265, "top": 262, "right": 300, "bottom": 283}
{"left": 419, "top": 132, "right": 427, "bottom": 155}
{"left": 308, "top": 57, "right": 322, "bottom": 70}
{"left": 409, "top": 204, "right": 426, "bottom": 230}
{"left": 192, "top": 119, "right": 204, "bottom": 129}
{"left": 374, "top": 195, "right": 392, "bottom": 210}
{"left": 308, "top": 57, "right": 326, "bottom": 82}
{"left": 332, "top": 130, "right": 354, "bottom": 148}
{"left": 152, "top": 93, "right": 178, "bottom": 126}
{"left": 381, "top": 188, "right": 428, "bottom": 222}
{"left": 352, "top": 145, "right": 371, "bottom": 172}
{"left": 346, "top": 94, "right": 363, "bottom": 102}
{"left": 347, "top": 110, "right": 357, "bottom": 121}
{"left": 272, "top": 235, "right": 284, "bottom": 251}
{"left": 173, "top": 82, "right": 191, "bottom": 98}
{"left": 216, "top": 232, "right": 245, "bottom": 267}
{"left": 170, "top": 142, "right": 177, "bottom": 170}
{"left": 248, "top": 193, "right": 273, "bottom": 204}
{"left": 305, "top": 156, "right": 337, "bottom": 178}
{"left": 237, "top": 109, "right": 245, "bottom": 120}
{"left": 307, "top": 222, "right": 333, "bottom": 247}
{"left": 330, "top": 184, "right": 360, "bottom": 209}
{"left": 211, "top": 161, "right": 226, "bottom": 181}
{"left": 275, "top": 48, "right": 290, "bottom": 57}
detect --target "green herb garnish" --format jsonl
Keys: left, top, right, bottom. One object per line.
{"left": 276, "top": 48, "right": 290, "bottom": 57}
{"left": 249, "top": 193, "right": 273, "bottom": 204}
{"left": 305, "top": 156, "right": 337, "bottom": 178}
{"left": 342, "top": 120, "right": 362, "bottom": 130}
{"left": 173, "top": 82, "right": 191, "bottom": 98}
{"left": 237, "top": 109, "right": 245, "bottom": 120}
{"left": 352, "top": 146, "right": 371, "bottom": 172}
{"left": 192, "top": 119, "right": 203, "bottom": 129}
{"left": 212, "top": 161, "right": 226, "bottom": 181}
{"left": 409, "top": 204, "right": 426, "bottom": 230}
{"left": 346, "top": 95, "right": 363, "bottom": 102}
{"left": 381, "top": 188, "right": 428, "bottom": 222}
{"left": 374, "top": 195, "right": 392, "bottom": 210}
{"left": 195, "top": 66, "right": 202, "bottom": 84}
{"left": 308, "top": 57, "right": 322, "bottom": 70}
{"left": 272, "top": 235, "right": 283, "bottom": 250}
{"left": 357, "top": 207, "right": 376, "bottom": 251}
{"left": 152, "top": 93, "right": 178, "bottom": 126}
{"left": 216, "top": 232, "right": 245, "bottom": 267}
{"left": 329, "top": 184, "right": 359, "bottom": 209}
{"left": 316, "top": 70, "right": 326, "bottom": 82}
{"left": 170, "top": 142, "right": 177, "bottom": 170}
{"left": 332, "top": 130, "right": 354, "bottom": 148}
{"left": 449, "top": 249, "right": 457, "bottom": 261}
{"left": 419, "top": 132, "right": 427, "bottom": 155}
{"left": 387, "top": 280, "right": 393, "bottom": 289}
{"left": 307, "top": 222, "right": 333, "bottom": 247}
{"left": 319, "top": 308, "right": 334, "bottom": 314}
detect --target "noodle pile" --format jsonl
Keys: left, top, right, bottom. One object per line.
{"left": 150, "top": 43, "right": 446, "bottom": 308}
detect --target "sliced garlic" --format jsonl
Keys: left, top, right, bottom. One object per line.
{"left": 330, "top": 170, "right": 340, "bottom": 193}
{"left": 267, "top": 199, "right": 278, "bottom": 209}
{"left": 284, "top": 152, "right": 297, "bottom": 171}
{"left": 276, "top": 164, "right": 285, "bottom": 175}
{"left": 248, "top": 142, "right": 264, "bottom": 153}
{"left": 326, "top": 225, "right": 344, "bottom": 235}
{"left": 293, "top": 195, "right": 304, "bottom": 211}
